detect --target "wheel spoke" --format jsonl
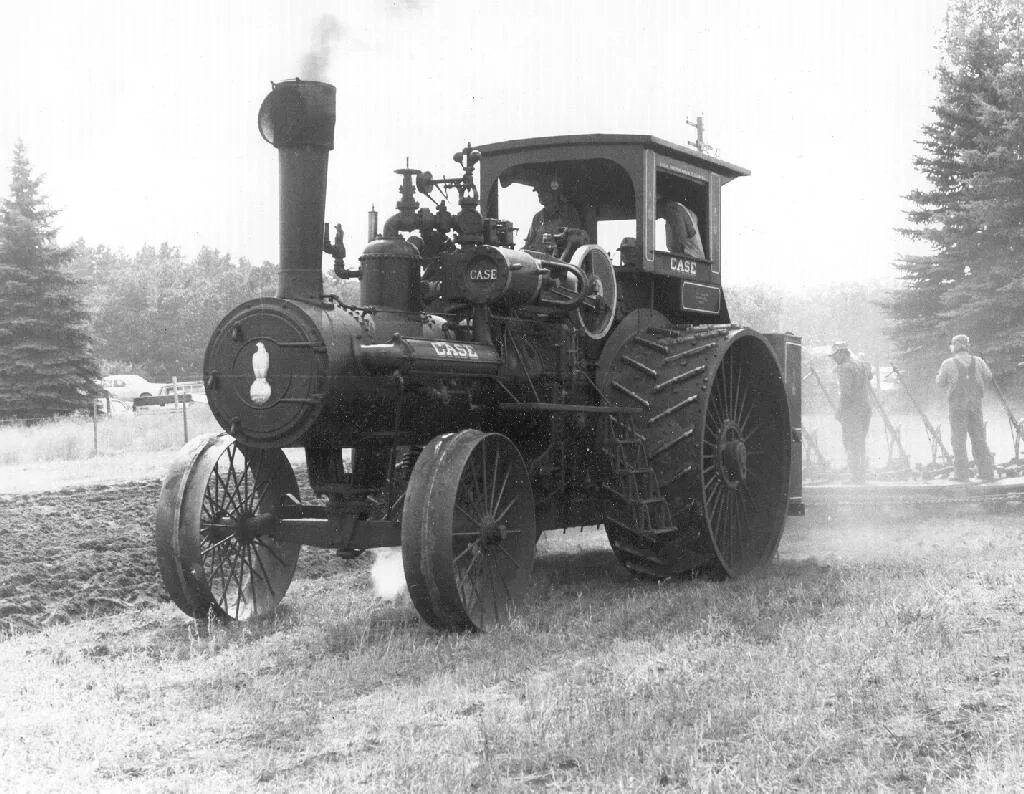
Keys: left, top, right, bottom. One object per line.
{"left": 489, "top": 448, "right": 502, "bottom": 517}
{"left": 494, "top": 543, "right": 522, "bottom": 570}
{"left": 491, "top": 469, "right": 512, "bottom": 518}
{"left": 206, "top": 538, "right": 235, "bottom": 582}
{"left": 246, "top": 543, "right": 259, "bottom": 614}
{"left": 742, "top": 419, "right": 765, "bottom": 440}
{"left": 727, "top": 496, "right": 740, "bottom": 565}
{"left": 201, "top": 533, "right": 236, "bottom": 554}
{"left": 452, "top": 541, "right": 478, "bottom": 567}
{"left": 251, "top": 545, "right": 278, "bottom": 599}
{"left": 735, "top": 378, "right": 753, "bottom": 429}
{"left": 226, "top": 544, "right": 244, "bottom": 619}
{"left": 213, "top": 467, "right": 242, "bottom": 516}
{"left": 491, "top": 495, "right": 519, "bottom": 525}
{"left": 729, "top": 362, "right": 745, "bottom": 422}
{"left": 487, "top": 555, "right": 502, "bottom": 627}
{"left": 252, "top": 536, "right": 288, "bottom": 568}
{"left": 241, "top": 457, "right": 253, "bottom": 513}
{"left": 226, "top": 446, "right": 244, "bottom": 511}
{"left": 456, "top": 502, "right": 482, "bottom": 528}
{"left": 456, "top": 549, "right": 484, "bottom": 609}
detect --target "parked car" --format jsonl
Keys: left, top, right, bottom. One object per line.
{"left": 101, "top": 374, "right": 166, "bottom": 402}
{"left": 158, "top": 380, "right": 207, "bottom": 404}
{"left": 93, "top": 394, "right": 132, "bottom": 414}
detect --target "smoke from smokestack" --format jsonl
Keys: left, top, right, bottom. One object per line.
{"left": 387, "top": 0, "right": 425, "bottom": 12}
{"left": 300, "top": 14, "right": 343, "bottom": 82}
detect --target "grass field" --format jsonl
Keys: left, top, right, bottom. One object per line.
{"left": 2, "top": 509, "right": 1023, "bottom": 792}
{"left": 0, "top": 406, "right": 221, "bottom": 494}
{"left": 3, "top": 401, "right": 1024, "bottom": 790}
{"left": 0, "top": 403, "right": 220, "bottom": 468}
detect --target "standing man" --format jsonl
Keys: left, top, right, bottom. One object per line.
{"left": 830, "top": 342, "right": 872, "bottom": 483}
{"left": 935, "top": 334, "right": 995, "bottom": 482}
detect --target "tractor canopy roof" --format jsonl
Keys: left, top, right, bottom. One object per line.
{"left": 478, "top": 134, "right": 748, "bottom": 268}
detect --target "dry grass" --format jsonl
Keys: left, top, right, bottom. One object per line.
{"left": 0, "top": 405, "right": 220, "bottom": 468}
{"left": 2, "top": 516, "right": 1024, "bottom": 792}
{"left": 0, "top": 407, "right": 223, "bottom": 494}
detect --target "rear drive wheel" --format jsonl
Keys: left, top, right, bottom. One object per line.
{"left": 598, "top": 319, "right": 791, "bottom": 577}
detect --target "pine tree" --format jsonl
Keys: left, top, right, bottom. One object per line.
{"left": 0, "top": 141, "right": 100, "bottom": 420}
{"left": 890, "top": 0, "right": 1024, "bottom": 384}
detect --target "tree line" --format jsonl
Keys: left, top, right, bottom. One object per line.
{"left": 68, "top": 243, "right": 278, "bottom": 379}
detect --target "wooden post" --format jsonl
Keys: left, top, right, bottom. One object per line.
{"left": 179, "top": 379, "right": 190, "bottom": 443}
{"left": 92, "top": 399, "right": 99, "bottom": 456}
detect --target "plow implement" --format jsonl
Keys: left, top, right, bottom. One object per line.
{"left": 803, "top": 476, "right": 1024, "bottom": 517}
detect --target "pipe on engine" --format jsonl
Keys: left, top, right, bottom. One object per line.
{"left": 258, "top": 79, "right": 337, "bottom": 302}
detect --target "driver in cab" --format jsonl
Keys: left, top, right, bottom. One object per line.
{"left": 523, "top": 178, "right": 582, "bottom": 253}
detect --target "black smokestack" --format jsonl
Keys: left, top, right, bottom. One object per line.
{"left": 257, "top": 80, "right": 336, "bottom": 301}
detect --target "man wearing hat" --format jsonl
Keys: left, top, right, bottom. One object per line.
{"left": 830, "top": 342, "right": 873, "bottom": 483}
{"left": 935, "top": 334, "right": 994, "bottom": 481}
{"left": 523, "top": 177, "right": 582, "bottom": 253}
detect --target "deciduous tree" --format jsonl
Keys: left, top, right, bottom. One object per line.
{"left": 86, "top": 244, "right": 280, "bottom": 380}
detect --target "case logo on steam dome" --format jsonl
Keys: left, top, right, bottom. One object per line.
{"left": 250, "top": 341, "right": 271, "bottom": 404}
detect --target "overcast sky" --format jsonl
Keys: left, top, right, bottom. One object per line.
{"left": 0, "top": 0, "right": 949, "bottom": 289}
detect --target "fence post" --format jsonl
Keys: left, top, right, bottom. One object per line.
{"left": 172, "top": 376, "right": 179, "bottom": 412}
{"left": 181, "top": 385, "right": 189, "bottom": 443}
{"left": 92, "top": 399, "right": 99, "bottom": 456}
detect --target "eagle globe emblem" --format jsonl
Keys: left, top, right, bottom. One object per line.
{"left": 250, "top": 341, "right": 271, "bottom": 405}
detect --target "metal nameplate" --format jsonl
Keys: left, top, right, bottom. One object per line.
{"left": 681, "top": 281, "right": 721, "bottom": 314}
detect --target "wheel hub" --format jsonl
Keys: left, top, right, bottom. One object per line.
{"left": 479, "top": 519, "right": 508, "bottom": 544}
{"left": 718, "top": 422, "right": 748, "bottom": 488}
{"left": 233, "top": 513, "right": 258, "bottom": 543}
{"left": 207, "top": 512, "right": 261, "bottom": 544}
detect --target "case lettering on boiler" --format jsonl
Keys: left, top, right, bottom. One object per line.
{"left": 430, "top": 341, "right": 480, "bottom": 359}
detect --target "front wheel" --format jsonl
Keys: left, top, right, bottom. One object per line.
{"left": 401, "top": 430, "right": 536, "bottom": 632}
{"left": 155, "top": 433, "right": 301, "bottom": 621}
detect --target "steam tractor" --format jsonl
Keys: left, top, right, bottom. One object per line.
{"left": 155, "top": 79, "right": 803, "bottom": 632}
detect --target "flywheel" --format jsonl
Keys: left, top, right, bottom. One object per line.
{"left": 596, "top": 314, "right": 791, "bottom": 577}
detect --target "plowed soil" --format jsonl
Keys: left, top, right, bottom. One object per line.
{"left": 0, "top": 479, "right": 339, "bottom": 634}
